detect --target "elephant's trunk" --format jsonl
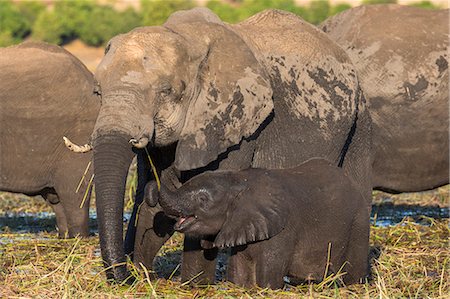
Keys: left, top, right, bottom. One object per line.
{"left": 159, "top": 185, "right": 185, "bottom": 217}
{"left": 93, "top": 133, "right": 134, "bottom": 282}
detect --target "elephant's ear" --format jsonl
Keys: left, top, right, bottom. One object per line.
{"left": 213, "top": 184, "right": 288, "bottom": 248}
{"left": 173, "top": 23, "right": 273, "bottom": 171}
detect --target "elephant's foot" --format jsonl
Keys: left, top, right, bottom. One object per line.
{"left": 133, "top": 203, "right": 175, "bottom": 276}
{"left": 105, "top": 264, "right": 135, "bottom": 285}
{"left": 181, "top": 237, "right": 218, "bottom": 284}
{"left": 44, "top": 194, "right": 69, "bottom": 238}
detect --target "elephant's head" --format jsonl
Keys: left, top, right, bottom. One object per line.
{"left": 146, "top": 170, "right": 288, "bottom": 248}
{"left": 87, "top": 8, "right": 274, "bottom": 281}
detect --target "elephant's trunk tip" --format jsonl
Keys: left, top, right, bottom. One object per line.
{"left": 129, "top": 137, "right": 149, "bottom": 149}
{"left": 63, "top": 136, "right": 93, "bottom": 153}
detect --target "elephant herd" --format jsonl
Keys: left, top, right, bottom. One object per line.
{"left": 0, "top": 4, "right": 448, "bottom": 288}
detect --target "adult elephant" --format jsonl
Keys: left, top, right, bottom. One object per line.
{"left": 321, "top": 4, "right": 449, "bottom": 193}
{"left": 0, "top": 42, "right": 99, "bottom": 237}
{"left": 65, "top": 8, "right": 372, "bottom": 282}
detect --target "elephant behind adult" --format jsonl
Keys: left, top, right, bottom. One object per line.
{"left": 321, "top": 4, "right": 449, "bottom": 193}
{"left": 0, "top": 42, "right": 99, "bottom": 237}
{"left": 65, "top": 8, "right": 372, "bottom": 282}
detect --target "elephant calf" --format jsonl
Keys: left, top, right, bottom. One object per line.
{"left": 0, "top": 42, "right": 99, "bottom": 237}
{"left": 146, "top": 159, "right": 370, "bottom": 288}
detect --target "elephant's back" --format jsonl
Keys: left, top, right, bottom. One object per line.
{"left": 234, "top": 10, "right": 366, "bottom": 175}
{"left": 1, "top": 42, "right": 97, "bottom": 113}
{"left": 0, "top": 42, "right": 99, "bottom": 141}
{"left": 321, "top": 5, "right": 449, "bottom": 192}
{"left": 321, "top": 5, "right": 448, "bottom": 62}
{"left": 320, "top": 4, "right": 449, "bottom": 106}
{"left": 235, "top": 9, "right": 350, "bottom": 64}
{"left": 0, "top": 42, "right": 98, "bottom": 192}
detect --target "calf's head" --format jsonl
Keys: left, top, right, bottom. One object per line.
{"left": 145, "top": 170, "right": 288, "bottom": 248}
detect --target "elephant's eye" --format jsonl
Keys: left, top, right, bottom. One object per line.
{"left": 196, "top": 190, "right": 209, "bottom": 203}
{"left": 104, "top": 43, "right": 111, "bottom": 54}
{"left": 160, "top": 86, "right": 173, "bottom": 97}
{"left": 93, "top": 84, "right": 102, "bottom": 96}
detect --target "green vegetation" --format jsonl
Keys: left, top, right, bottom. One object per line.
{"left": 0, "top": 0, "right": 443, "bottom": 47}
{"left": 0, "top": 1, "right": 38, "bottom": 46}
{"left": 32, "top": 0, "right": 140, "bottom": 46}
{"left": 141, "top": 0, "right": 195, "bottom": 26}
{"left": 362, "top": 0, "right": 398, "bottom": 4}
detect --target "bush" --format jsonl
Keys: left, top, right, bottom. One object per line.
{"left": 362, "top": 0, "right": 397, "bottom": 4}
{"left": 32, "top": 0, "right": 94, "bottom": 45}
{"left": 32, "top": 10, "right": 68, "bottom": 45}
{"left": 0, "top": 31, "right": 16, "bottom": 47}
{"left": 0, "top": 0, "right": 31, "bottom": 46}
{"left": 32, "top": 0, "right": 141, "bottom": 46}
{"left": 303, "top": 0, "right": 331, "bottom": 24}
{"left": 409, "top": 1, "right": 441, "bottom": 9}
{"left": 238, "top": 0, "right": 305, "bottom": 20}
{"left": 78, "top": 6, "right": 141, "bottom": 46}
{"left": 206, "top": 1, "right": 241, "bottom": 23}
{"left": 140, "top": 0, "right": 195, "bottom": 26}
{"left": 330, "top": 3, "right": 352, "bottom": 16}
{"left": 16, "top": 1, "right": 46, "bottom": 27}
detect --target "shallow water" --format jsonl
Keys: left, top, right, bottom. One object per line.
{"left": 0, "top": 205, "right": 448, "bottom": 234}
{"left": 370, "top": 204, "right": 449, "bottom": 226}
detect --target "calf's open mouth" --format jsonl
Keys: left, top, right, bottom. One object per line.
{"left": 174, "top": 215, "right": 197, "bottom": 232}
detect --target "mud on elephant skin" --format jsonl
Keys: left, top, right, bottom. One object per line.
{"left": 147, "top": 159, "right": 370, "bottom": 289}
{"left": 321, "top": 4, "right": 449, "bottom": 193}
{"left": 0, "top": 41, "right": 99, "bottom": 237}
{"left": 68, "top": 8, "right": 372, "bottom": 282}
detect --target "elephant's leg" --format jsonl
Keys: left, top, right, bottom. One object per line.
{"left": 344, "top": 212, "right": 370, "bottom": 284}
{"left": 254, "top": 256, "right": 286, "bottom": 289}
{"left": 55, "top": 187, "right": 91, "bottom": 238}
{"left": 227, "top": 250, "right": 256, "bottom": 287}
{"left": 131, "top": 148, "right": 181, "bottom": 273}
{"left": 124, "top": 153, "right": 150, "bottom": 257}
{"left": 51, "top": 157, "right": 93, "bottom": 238}
{"left": 43, "top": 193, "right": 69, "bottom": 238}
{"left": 133, "top": 203, "right": 175, "bottom": 274}
{"left": 181, "top": 237, "right": 218, "bottom": 284}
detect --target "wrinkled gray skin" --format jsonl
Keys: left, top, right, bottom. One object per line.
{"left": 0, "top": 42, "right": 99, "bottom": 237}
{"left": 147, "top": 159, "right": 370, "bottom": 289}
{"left": 87, "top": 8, "right": 372, "bottom": 282}
{"left": 321, "top": 4, "right": 449, "bottom": 193}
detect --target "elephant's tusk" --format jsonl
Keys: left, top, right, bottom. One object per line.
{"left": 63, "top": 136, "right": 93, "bottom": 153}
{"left": 129, "top": 137, "right": 149, "bottom": 149}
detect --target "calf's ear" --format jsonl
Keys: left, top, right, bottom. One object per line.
{"left": 213, "top": 186, "right": 288, "bottom": 248}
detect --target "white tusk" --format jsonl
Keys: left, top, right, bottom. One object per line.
{"left": 129, "top": 137, "right": 149, "bottom": 149}
{"left": 63, "top": 136, "right": 92, "bottom": 153}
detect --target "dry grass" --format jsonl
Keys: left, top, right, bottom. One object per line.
{"left": 1, "top": 219, "right": 448, "bottom": 298}
{"left": 372, "top": 185, "right": 449, "bottom": 208}
{"left": 1, "top": 182, "right": 448, "bottom": 297}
